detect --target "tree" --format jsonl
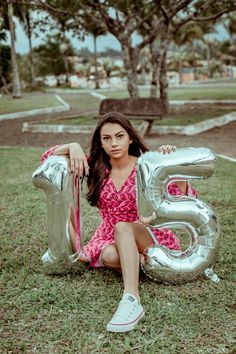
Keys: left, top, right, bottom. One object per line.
{"left": 7, "top": 2, "right": 22, "bottom": 98}
{"left": 0, "top": 45, "right": 11, "bottom": 94}
{"left": 14, "top": 3, "right": 37, "bottom": 87}
{"left": 224, "top": 13, "right": 236, "bottom": 77}
{"left": 142, "top": 0, "right": 236, "bottom": 108}
{"left": 16, "top": 0, "right": 236, "bottom": 107}
{"left": 83, "top": 13, "right": 107, "bottom": 89}
{"left": 33, "top": 35, "right": 74, "bottom": 81}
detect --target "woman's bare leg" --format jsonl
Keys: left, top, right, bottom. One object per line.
{"left": 101, "top": 244, "right": 121, "bottom": 272}
{"left": 114, "top": 222, "right": 154, "bottom": 301}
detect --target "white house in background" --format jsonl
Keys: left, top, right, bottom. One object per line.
{"left": 167, "top": 71, "right": 180, "bottom": 85}
{"left": 43, "top": 75, "right": 57, "bottom": 87}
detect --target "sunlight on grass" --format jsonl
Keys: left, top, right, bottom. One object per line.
{"left": 102, "top": 86, "right": 236, "bottom": 100}
{"left": 44, "top": 106, "right": 236, "bottom": 127}
{"left": 0, "top": 94, "right": 62, "bottom": 114}
{"left": 0, "top": 147, "right": 235, "bottom": 353}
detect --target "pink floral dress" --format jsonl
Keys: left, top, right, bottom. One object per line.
{"left": 41, "top": 147, "right": 197, "bottom": 268}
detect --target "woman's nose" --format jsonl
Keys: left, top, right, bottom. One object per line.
{"left": 111, "top": 138, "right": 118, "bottom": 146}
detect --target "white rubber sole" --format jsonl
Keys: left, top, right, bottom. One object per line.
{"left": 106, "top": 311, "right": 145, "bottom": 333}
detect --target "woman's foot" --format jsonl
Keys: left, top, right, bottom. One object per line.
{"left": 106, "top": 293, "right": 144, "bottom": 332}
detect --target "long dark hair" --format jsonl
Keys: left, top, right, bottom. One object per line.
{"left": 87, "top": 112, "right": 149, "bottom": 207}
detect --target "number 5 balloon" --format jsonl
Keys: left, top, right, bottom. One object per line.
{"left": 136, "top": 147, "right": 221, "bottom": 284}
{"left": 32, "top": 156, "right": 85, "bottom": 274}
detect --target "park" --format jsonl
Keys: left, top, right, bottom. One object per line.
{"left": 1, "top": 1, "right": 236, "bottom": 353}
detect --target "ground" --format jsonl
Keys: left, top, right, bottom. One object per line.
{"left": 1, "top": 112, "right": 236, "bottom": 159}
{"left": 1, "top": 93, "right": 236, "bottom": 353}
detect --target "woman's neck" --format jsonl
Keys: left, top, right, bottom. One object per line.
{"left": 110, "top": 155, "right": 136, "bottom": 171}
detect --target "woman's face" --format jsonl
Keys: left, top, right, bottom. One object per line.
{"left": 100, "top": 123, "right": 132, "bottom": 159}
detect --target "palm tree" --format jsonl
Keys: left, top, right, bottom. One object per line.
{"left": 174, "top": 21, "right": 207, "bottom": 81}
{"left": 15, "top": 4, "right": 37, "bottom": 88}
{"left": 224, "top": 14, "right": 236, "bottom": 77}
{"left": 83, "top": 14, "right": 107, "bottom": 89}
{"left": 8, "top": 3, "right": 22, "bottom": 98}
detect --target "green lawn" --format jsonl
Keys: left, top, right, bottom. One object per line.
{"left": 60, "top": 93, "right": 100, "bottom": 113}
{"left": 1, "top": 86, "right": 236, "bottom": 116}
{"left": 46, "top": 106, "right": 236, "bottom": 127}
{"left": 0, "top": 147, "right": 235, "bottom": 353}
{"left": 102, "top": 86, "right": 236, "bottom": 100}
{"left": 0, "top": 94, "right": 62, "bottom": 114}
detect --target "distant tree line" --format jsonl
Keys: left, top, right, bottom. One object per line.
{"left": 0, "top": 0, "right": 236, "bottom": 110}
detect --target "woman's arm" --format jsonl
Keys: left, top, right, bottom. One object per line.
{"left": 41, "top": 143, "right": 89, "bottom": 177}
{"left": 157, "top": 145, "right": 196, "bottom": 197}
{"left": 175, "top": 181, "right": 187, "bottom": 194}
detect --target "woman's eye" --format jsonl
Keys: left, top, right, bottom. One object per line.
{"left": 103, "top": 137, "right": 108, "bottom": 141}
{"left": 117, "top": 135, "right": 124, "bottom": 139}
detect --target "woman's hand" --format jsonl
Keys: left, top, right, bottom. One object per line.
{"left": 139, "top": 213, "right": 155, "bottom": 225}
{"left": 157, "top": 145, "right": 177, "bottom": 154}
{"left": 69, "top": 143, "right": 89, "bottom": 177}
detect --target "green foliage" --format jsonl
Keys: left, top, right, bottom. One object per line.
{"left": 33, "top": 35, "right": 75, "bottom": 77}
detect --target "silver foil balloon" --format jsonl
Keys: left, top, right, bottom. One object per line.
{"left": 32, "top": 156, "right": 85, "bottom": 274}
{"left": 136, "top": 147, "right": 221, "bottom": 284}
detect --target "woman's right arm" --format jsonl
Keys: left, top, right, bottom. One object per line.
{"left": 42, "top": 143, "right": 89, "bottom": 177}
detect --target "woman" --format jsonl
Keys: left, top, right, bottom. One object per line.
{"left": 41, "top": 112, "right": 196, "bottom": 333}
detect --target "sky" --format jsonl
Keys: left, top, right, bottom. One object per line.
{"left": 7, "top": 16, "right": 230, "bottom": 55}
{"left": 8, "top": 17, "right": 123, "bottom": 54}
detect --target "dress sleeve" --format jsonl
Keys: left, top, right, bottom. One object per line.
{"left": 40, "top": 145, "right": 60, "bottom": 164}
{"left": 168, "top": 182, "right": 197, "bottom": 198}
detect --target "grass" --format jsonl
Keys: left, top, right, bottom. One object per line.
{"left": 45, "top": 105, "right": 236, "bottom": 127}
{"left": 102, "top": 86, "right": 236, "bottom": 100}
{"left": 0, "top": 93, "right": 62, "bottom": 114}
{"left": 0, "top": 146, "right": 236, "bottom": 353}
{"left": 1, "top": 86, "right": 236, "bottom": 116}
{"left": 60, "top": 93, "right": 100, "bottom": 113}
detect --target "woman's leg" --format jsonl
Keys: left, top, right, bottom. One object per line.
{"left": 101, "top": 244, "right": 121, "bottom": 272}
{"left": 114, "top": 221, "right": 154, "bottom": 301}
{"left": 106, "top": 222, "right": 153, "bottom": 332}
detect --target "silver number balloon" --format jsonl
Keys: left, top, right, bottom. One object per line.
{"left": 32, "top": 155, "right": 84, "bottom": 274}
{"left": 136, "top": 147, "right": 221, "bottom": 284}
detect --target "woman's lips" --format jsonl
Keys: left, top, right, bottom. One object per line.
{"left": 111, "top": 149, "right": 121, "bottom": 153}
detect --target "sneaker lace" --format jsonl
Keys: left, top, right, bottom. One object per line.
{"left": 113, "top": 299, "right": 136, "bottom": 320}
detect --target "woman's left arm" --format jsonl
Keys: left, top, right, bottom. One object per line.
{"left": 157, "top": 145, "right": 197, "bottom": 197}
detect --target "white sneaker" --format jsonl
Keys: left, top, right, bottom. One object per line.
{"left": 106, "top": 293, "right": 145, "bottom": 332}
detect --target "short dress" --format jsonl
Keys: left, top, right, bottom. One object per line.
{"left": 40, "top": 147, "right": 197, "bottom": 268}
{"left": 83, "top": 165, "right": 197, "bottom": 267}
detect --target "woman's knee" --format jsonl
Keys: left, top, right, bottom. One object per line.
{"left": 101, "top": 245, "right": 120, "bottom": 268}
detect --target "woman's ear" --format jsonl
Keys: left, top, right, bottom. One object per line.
{"left": 129, "top": 139, "right": 133, "bottom": 144}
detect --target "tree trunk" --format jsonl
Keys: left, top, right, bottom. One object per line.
{"left": 121, "top": 45, "right": 139, "bottom": 97}
{"left": 149, "top": 41, "right": 160, "bottom": 98}
{"left": 8, "top": 3, "right": 22, "bottom": 98}
{"left": 60, "top": 31, "right": 70, "bottom": 84}
{"left": 206, "top": 43, "right": 211, "bottom": 79}
{"left": 159, "top": 49, "right": 169, "bottom": 113}
{"left": 26, "top": 11, "right": 37, "bottom": 88}
{"left": 178, "top": 58, "right": 183, "bottom": 84}
{"left": 93, "top": 35, "right": 100, "bottom": 89}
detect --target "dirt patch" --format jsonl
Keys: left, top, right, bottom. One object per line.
{"left": 0, "top": 112, "right": 236, "bottom": 158}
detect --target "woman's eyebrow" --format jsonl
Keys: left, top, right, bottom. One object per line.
{"left": 102, "top": 130, "right": 125, "bottom": 137}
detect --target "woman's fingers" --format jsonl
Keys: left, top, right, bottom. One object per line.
{"left": 70, "top": 157, "right": 89, "bottom": 177}
{"left": 70, "top": 159, "right": 75, "bottom": 173}
{"left": 139, "top": 213, "right": 155, "bottom": 225}
{"left": 74, "top": 158, "right": 79, "bottom": 176}
{"left": 157, "top": 145, "right": 177, "bottom": 154}
{"left": 83, "top": 156, "right": 90, "bottom": 177}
